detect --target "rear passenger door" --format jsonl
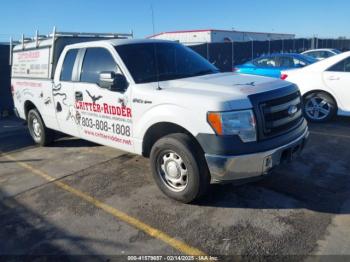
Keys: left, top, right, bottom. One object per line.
{"left": 323, "top": 57, "right": 350, "bottom": 112}
{"left": 53, "top": 48, "right": 81, "bottom": 137}
{"left": 74, "top": 47, "right": 134, "bottom": 152}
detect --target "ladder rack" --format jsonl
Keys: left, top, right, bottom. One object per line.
{"left": 9, "top": 26, "right": 134, "bottom": 65}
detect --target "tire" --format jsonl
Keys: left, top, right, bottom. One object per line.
{"left": 150, "top": 133, "right": 210, "bottom": 203}
{"left": 27, "top": 109, "right": 54, "bottom": 146}
{"left": 303, "top": 92, "right": 337, "bottom": 122}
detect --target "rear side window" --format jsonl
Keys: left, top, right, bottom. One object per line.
{"left": 60, "top": 49, "right": 78, "bottom": 81}
{"left": 327, "top": 57, "right": 350, "bottom": 72}
{"left": 80, "top": 48, "right": 117, "bottom": 84}
{"left": 277, "top": 56, "right": 295, "bottom": 67}
{"left": 322, "top": 51, "right": 332, "bottom": 58}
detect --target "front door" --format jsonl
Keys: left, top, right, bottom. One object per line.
{"left": 53, "top": 48, "right": 81, "bottom": 137}
{"left": 74, "top": 47, "right": 133, "bottom": 152}
{"left": 323, "top": 56, "right": 350, "bottom": 112}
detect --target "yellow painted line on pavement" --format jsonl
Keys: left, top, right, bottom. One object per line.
{"left": 1, "top": 152, "right": 207, "bottom": 256}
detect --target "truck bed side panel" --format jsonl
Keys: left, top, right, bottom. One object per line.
{"left": 12, "top": 78, "right": 59, "bottom": 131}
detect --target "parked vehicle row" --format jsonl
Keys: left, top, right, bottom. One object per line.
{"left": 233, "top": 49, "right": 343, "bottom": 79}
{"left": 282, "top": 51, "right": 350, "bottom": 122}
{"left": 233, "top": 53, "right": 317, "bottom": 78}
{"left": 11, "top": 29, "right": 308, "bottom": 203}
{"left": 233, "top": 48, "right": 349, "bottom": 122}
{"left": 301, "top": 48, "right": 342, "bottom": 60}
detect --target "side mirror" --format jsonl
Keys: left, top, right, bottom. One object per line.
{"left": 99, "top": 71, "right": 128, "bottom": 92}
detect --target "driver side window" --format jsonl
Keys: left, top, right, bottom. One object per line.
{"left": 277, "top": 57, "right": 294, "bottom": 67}
{"left": 80, "top": 48, "right": 119, "bottom": 84}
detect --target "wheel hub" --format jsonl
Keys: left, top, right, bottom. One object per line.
{"left": 32, "top": 118, "right": 41, "bottom": 137}
{"left": 305, "top": 97, "right": 330, "bottom": 120}
{"left": 158, "top": 151, "right": 188, "bottom": 192}
{"left": 165, "top": 160, "right": 181, "bottom": 179}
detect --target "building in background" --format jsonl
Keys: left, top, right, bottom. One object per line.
{"left": 148, "top": 29, "right": 295, "bottom": 44}
{"left": 0, "top": 43, "right": 12, "bottom": 117}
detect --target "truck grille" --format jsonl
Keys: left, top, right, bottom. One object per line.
{"left": 249, "top": 84, "right": 304, "bottom": 140}
{"left": 260, "top": 91, "right": 302, "bottom": 137}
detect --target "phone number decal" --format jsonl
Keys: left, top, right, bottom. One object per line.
{"left": 81, "top": 117, "right": 131, "bottom": 136}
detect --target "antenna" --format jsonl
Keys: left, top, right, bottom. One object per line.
{"left": 151, "top": 4, "right": 161, "bottom": 90}
{"left": 151, "top": 4, "right": 156, "bottom": 36}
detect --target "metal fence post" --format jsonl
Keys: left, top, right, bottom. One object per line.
{"left": 251, "top": 40, "right": 254, "bottom": 60}
{"left": 206, "top": 43, "right": 209, "bottom": 61}
{"left": 231, "top": 41, "right": 234, "bottom": 67}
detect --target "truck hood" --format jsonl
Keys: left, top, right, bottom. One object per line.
{"left": 158, "top": 72, "right": 293, "bottom": 110}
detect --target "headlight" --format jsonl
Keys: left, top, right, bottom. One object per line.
{"left": 207, "top": 109, "right": 257, "bottom": 142}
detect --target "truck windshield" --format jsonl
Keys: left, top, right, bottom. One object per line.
{"left": 115, "top": 42, "right": 219, "bottom": 83}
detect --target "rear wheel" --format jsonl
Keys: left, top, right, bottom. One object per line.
{"left": 150, "top": 133, "right": 210, "bottom": 203}
{"left": 27, "top": 109, "right": 54, "bottom": 146}
{"left": 303, "top": 92, "right": 337, "bottom": 122}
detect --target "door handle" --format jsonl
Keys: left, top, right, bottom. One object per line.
{"left": 328, "top": 76, "right": 340, "bottom": 80}
{"left": 75, "top": 91, "right": 83, "bottom": 101}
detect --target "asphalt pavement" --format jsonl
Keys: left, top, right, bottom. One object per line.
{"left": 0, "top": 116, "right": 350, "bottom": 261}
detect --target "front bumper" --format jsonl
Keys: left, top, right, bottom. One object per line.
{"left": 205, "top": 127, "right": 309, "bottom": 183}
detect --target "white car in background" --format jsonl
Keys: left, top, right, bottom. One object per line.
{"left": 301, "top": 48, "right": 342, "bottom": 61}
{"left": 281, "top": 51, "right": 350, "bottom": 122}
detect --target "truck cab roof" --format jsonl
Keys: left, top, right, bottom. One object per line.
{"left": 63, "top": 38, "right": 176, "bottom": 49}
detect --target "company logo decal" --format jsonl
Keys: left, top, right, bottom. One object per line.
{"left": 288, "top": 105, "right": 298, "bottom": 116}
{"left": 86, "top": 90, "right": 102, "bottom": 103}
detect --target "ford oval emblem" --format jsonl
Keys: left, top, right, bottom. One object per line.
{"left": 288, "top": 105, "right": 298, "bottom": 116}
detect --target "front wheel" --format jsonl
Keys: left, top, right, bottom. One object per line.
{"left": 27, "top": 109, "right": 54, "bottom": 146}
{"left": 303, "top": 92, "right": 337, "bottom": 122}
{"left": 150, "top": 133, "right": 210, "bottom": 203}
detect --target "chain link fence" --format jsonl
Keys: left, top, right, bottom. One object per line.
{"left": 188, "top": 38, "right": 350, "bottom": 72}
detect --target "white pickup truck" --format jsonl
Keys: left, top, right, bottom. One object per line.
{"left": 11, "top": 29, "right": 309, "bottom": 203}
